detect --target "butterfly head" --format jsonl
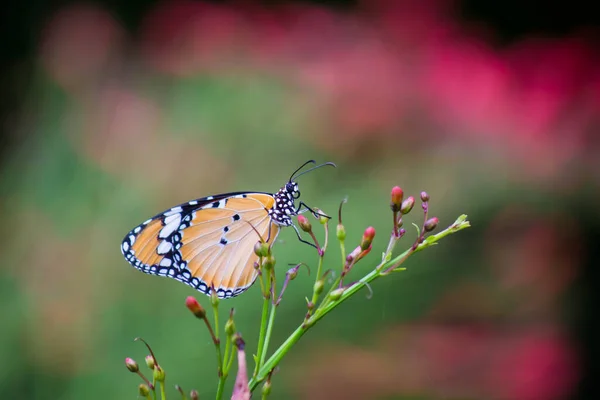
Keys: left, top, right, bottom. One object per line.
{"left": 269, "top": 181, "right": 300, "bottom": 226}
{"left": 268, "top": 160, "right": 336, "bottom": 227}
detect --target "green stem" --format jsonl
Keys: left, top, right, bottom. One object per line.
{"left": 216, "top": 377, "right": 226, "bottom": 400}
{"left": 309, "top": 252, "right": 325, "bottom": 312}
{"left": 222, "top": 332, "right": 232, "bottom": 375}
{"left": 248, "top": 322, "right": 305, "bottom": 391}
{"left": 259, "top": 303, "right": 277, "bottom": 368}
{"left": 160, "top": 382, "right": 167, "bottom": 400}
{"left": 226, "top": 336, "right": 236, "bottom": 372}
{"left": 152, "top": 376, "right": 157, "bottom": 400}
{"left": 248, "top": 216, "right": 470, "bottom": 390}
{"left": 212, "top": 302, "right": 226, "bottom": 400}
{"left": 253, "top": 270, "right": 271, "bottom": 379}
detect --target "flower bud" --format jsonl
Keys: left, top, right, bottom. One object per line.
{"left": 424, "top": 217, "right": 439, "bottom": 232}
{"left": 336, "top": 222, "right": 346, "bottom": 241}
{"left": 138, "top": 384, "right": 150, "bottom": 397}
{"left": 262, "top": 379, "right": 272, "bottom": 396}
{"left": 254, "top": 241, "right": 269, "bottom": 257}
{"left": 390, "top": 186, "right": 404, "bottom": 212}
{"left": 297, "top": 215, "right": 312, "bottom": 232}
{"left": 328, "top": 288, "right": 344, "bottom": 301}
{"left": 360, "top": 227, "right": 376, "bottom": 251}
{"left": 400, "top": 196, "right": 415, "bottom": 214}
{"left": 153, "top": 366, "right": 165, "bottom": 382}
{"left": 314, "top": 208, "right": 328, "bottom": 225}
{"left": 262, "top": 254, "right": 276, "bottom": 270}
{"left": 125, "top": 357, "right": 139, "bottom": 373}
{"left": 313, "top": 279, "right": 325, "bottom": 296}
{"left": 287, "top": 265, "right": 299, "bottom": 281}
{"left": 225, "top": 309, "right": 236, "bottom": 336}
{"left": 190, "top": 390, "right": 199, "bottom": 400}
{"left": 420, "top": 191, "right": 430, "bottom": 202}
{"left": 210, "top": 288, "right": 220, "bottom": 307}
{"left": 225, "top": 318, "right": 236, "bottom": 336}
{"left": 145, "top": 355, "right": 155, "bottom": 370}
{"left": 185, "top": 296, "right": 206, "bottom": 319}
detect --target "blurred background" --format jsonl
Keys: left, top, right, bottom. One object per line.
{"left": 1, "top": 0, "right": 599, "bottom": 399}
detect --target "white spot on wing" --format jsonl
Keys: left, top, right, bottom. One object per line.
{"left": 157, "top": 240, "right": 173, "bottom": 254}
{"left": 164, "top": 213, "right": 181, "bottom": 224}
{"left": 160, "top": 258, "right": 172, "bottom": 267}
{"left": 122, "top": 242, "right": 129, "bottom": 252}
{"left": 189, "top": 200, "right": 198, "bottom": 205}
{"left": 163, "top": 207, "right": 183, "bottom": 217}
{"left": 129, "top": 235, "right": 136, "bottom": 245}
{"left": 159, "top": 214, "right": 181, "bottom": 238}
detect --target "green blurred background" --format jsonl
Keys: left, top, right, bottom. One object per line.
{"left": 1, "top": 0, "right": 599, "bottom": 399}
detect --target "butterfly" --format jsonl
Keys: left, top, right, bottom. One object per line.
{"left": 121, "top": 160, "right": 335, "bottom": 299}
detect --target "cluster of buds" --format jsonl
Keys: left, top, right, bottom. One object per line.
{"left": 125, "top": 338, "right": 187, "bottom": 399}
{"left": 254, "top": 238, "right": 277, "bottom": 299}
{"left": 341, "top": 226, "right": 376, "bottom": 279}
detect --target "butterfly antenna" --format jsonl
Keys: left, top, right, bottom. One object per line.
{"left": 289, "top": 160, "right": 316, "bottom": 182}
{"left": 291, "top": 161, "right": 337, "bottom": 181}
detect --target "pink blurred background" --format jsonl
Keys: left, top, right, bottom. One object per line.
{"left": 1, "top": 0, "right": 598, "bottom": 399}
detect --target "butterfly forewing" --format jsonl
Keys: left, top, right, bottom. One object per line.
{"left": 121, "top": 192, "right": 279, "bottom": 299}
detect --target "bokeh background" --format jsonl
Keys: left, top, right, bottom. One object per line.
{"left": 1, "top": 0, "right": 599, "bottom": 399}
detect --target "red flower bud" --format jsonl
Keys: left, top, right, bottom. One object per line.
{"left": 145, "top": 355, "right": 155, "bottom": 370}
{"left": 400, "top": 196, "right": 415, "bottom": 214}
{"left": 185, "top": 296, "right": 206, "bottom": 319}
{"left": 125, "top": 357, "right": 139, "bottom": 373}
{"left": 297, "top": 215, "right": 312, "bottom": 232}
{"left": 360, "top": 227, "right": 376, "bottom": 250}
{"left": 424, "top": 217, "right": 439, "bottom": 232}
{"left": 390, "top": 186, "right": 404, "bottom": 212}
{"left": 420, "top": 191, "right": 430, "bottom": 202}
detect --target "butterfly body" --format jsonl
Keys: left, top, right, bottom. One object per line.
{"left": 121, "top": 161, "right": 333, "bottom": 299}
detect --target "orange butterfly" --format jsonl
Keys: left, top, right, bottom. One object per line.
{"left": 121, "top": 160, "right": 335, "bottom": 299}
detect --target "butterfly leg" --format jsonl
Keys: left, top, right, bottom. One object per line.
{"left": 296, "top": 201, "right": 331, "bottom": 220}
{"left": 291, "top": 224, "right": 318, "bottom": 249}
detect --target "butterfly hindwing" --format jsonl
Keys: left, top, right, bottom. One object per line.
{"left": 121, "top": 192, "right": 280, "bottom": 299}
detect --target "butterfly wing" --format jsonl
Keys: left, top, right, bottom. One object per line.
{"left": 121, "top": 192, "right": 280, "bottom": 299}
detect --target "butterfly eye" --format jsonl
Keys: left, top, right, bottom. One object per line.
{"left": 286, "top": 182, "right": 295, "bottom": 192}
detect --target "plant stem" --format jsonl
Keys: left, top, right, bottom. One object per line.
{"left": 160, "top": 382, "right": 167, "bottom": 400}
{"left": 249, "top": 216, "right": 470, "bottom": 390}
{"left": 309, "top": 251, "right": 325, "bottom": 313}
{"left": 253, "top": 295, "right": 270, "bottom": 378}
{"left": 212, "top": 302, "right": 226, "bottom": 400}
{"left": 216, "top": 376, "right": 226, "bottom": 400}
{"left": 259, "top": 303, "right": 277, "bottom": 368}
{"left": 253, "top": 266, "right": 272, "bottom": 379}
{"left": 248, "top": 322, "right": 305, "bottom": 391}
{"left": 223, "top": 331, "right": 232, "bottom": 375}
